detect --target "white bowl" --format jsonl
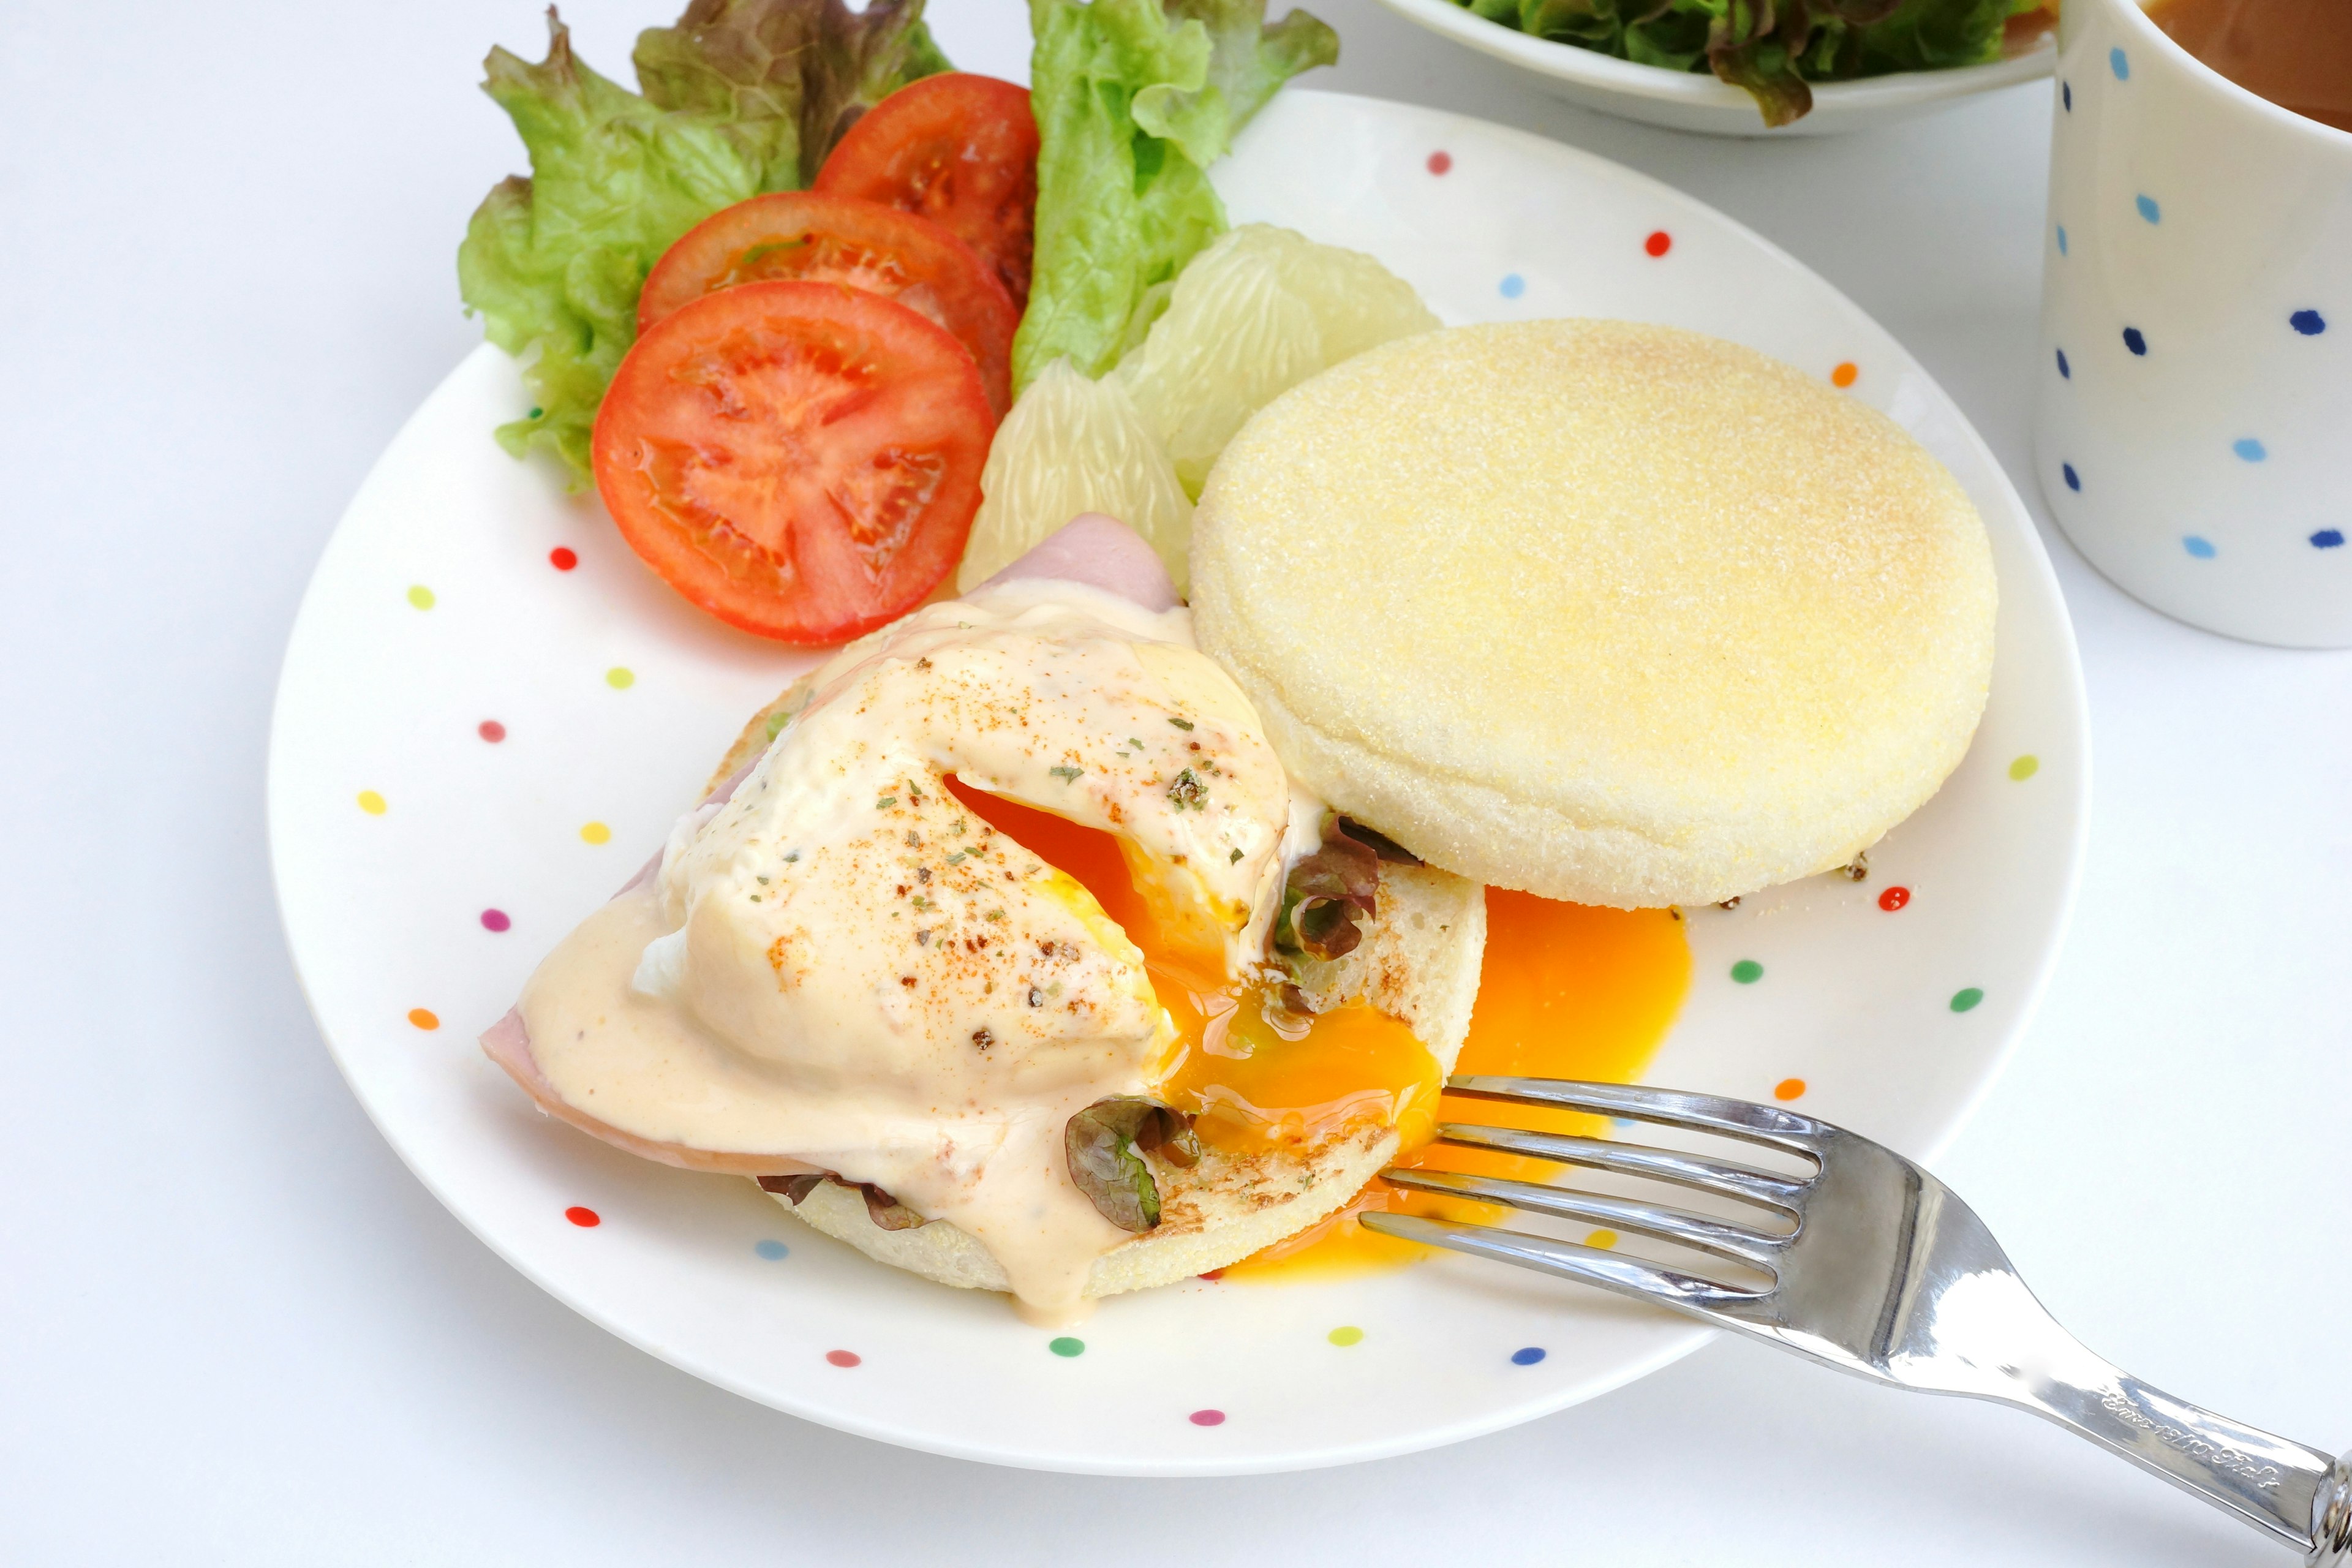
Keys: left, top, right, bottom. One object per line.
{"left": 1371, "top": 0, "right": 2057, "bottom": 137}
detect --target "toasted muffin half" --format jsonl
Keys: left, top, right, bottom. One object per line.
{"left": 1188, "top": 319, "right": 1999, "bottom": 909}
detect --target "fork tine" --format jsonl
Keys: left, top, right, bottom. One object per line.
{"left": 1445, "top": 1076, "right": 1830, "bottom": 1156}
{"left": 1434, "top": 1123, "right": 1807, "bottom": 1212}
{"left": 1359, "top": 1212, "right": 1760, "bottom": 1313}
{"left": 1378, "top": 1167, "right": 1789, "bottom": 1270}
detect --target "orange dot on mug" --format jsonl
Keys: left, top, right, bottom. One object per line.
{"left": 1774, "top": 1077, "right": 1807, "bottom": 1101}
{"left": 1831, "top": 362, "right": 1858, "bottom": 388}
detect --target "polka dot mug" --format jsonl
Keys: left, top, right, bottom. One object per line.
{"left": 2035, "top": 0, "right": 2352, "bottom": 647}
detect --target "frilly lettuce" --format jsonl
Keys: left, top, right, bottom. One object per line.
{"left": 458, "top": 0, "right": 949, "bottom": 480}
{"left": 1452, "top": 0, "right": 2031, "bottom": 127}
{"left": 1012, "top": 0, "right": 1337, "bottom": 391}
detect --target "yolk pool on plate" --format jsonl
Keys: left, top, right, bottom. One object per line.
{"left": 943, "top": 783, "right": 1691, "bottom": 1281}
{"left": 1223, "top": 892, "right": 1691, "bottom": 1281}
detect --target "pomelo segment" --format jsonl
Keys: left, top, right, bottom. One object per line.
{"left": 1113, "top": 225, "right": 1440, "bottom": 497}
{"left": 957, "top": 358, "right": 1193, "bottom": 594}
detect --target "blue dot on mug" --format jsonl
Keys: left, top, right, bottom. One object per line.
{"left": 1512, "top": 1346, "right": 1548, "bottom": 1366}
{"left": 2056, "top": 225, "right": 2069, "bottom": 256}
{"left": 754, "top": 1239, "right": 789, "bottom": 1261}
{"left": 1499, "top": 273, "right": 1526, "bottom": 300}
{"left": 2056, "top": 349, "right": 2070, "bottom": 379}
{"left": 2233, "top": 439, "right": 2267, "bottom": 462}
{"left": 2110, "top": 45, "right": 2129, "bottom": 79}
{"left": 2063, "top": 462, "right": 2081, "bottom": 492}
{"left": 2315, "top": 530, "right": 2346, "bottom": 550}
{"left": 2184, "top": 535, "right": 2218, "bottom": 559}
{"left": 2123, "top": 326, "right": 2147, "bottom": 356}
{"left": 2135, "top": 194, "right": 2161, "bottom": 225}
{"left": 2062, "top": 80, "right": 2072, "bottom": 111}
{"left": 2290, "top": 309, "right": 2326, "bottom": 336}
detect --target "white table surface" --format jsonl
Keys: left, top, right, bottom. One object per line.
{"left": 2, "top": 2, "right": 2345, "bottom": 1562}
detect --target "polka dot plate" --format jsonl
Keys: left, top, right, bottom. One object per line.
{"left": 269, "top": 91, "right": 2089, "bottom": 1476}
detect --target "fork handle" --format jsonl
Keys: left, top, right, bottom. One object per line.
{"left": 2024, "top": 1356, "right": 2350, "bottom": 1561}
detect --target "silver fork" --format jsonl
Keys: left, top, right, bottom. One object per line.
{"left": 1360, "top": 1077, "right": 2352, "bottom": 1564}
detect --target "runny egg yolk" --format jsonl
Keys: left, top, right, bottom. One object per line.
{"left": 1220, "top": 891, "right": 1692, "bottom": 1281}
{"left": 945, "top": 780, "right": 1439, "bottom": 1157}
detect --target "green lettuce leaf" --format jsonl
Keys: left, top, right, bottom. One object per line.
{"left": 457, "top": 0, "right": 948, "bottom": 480}
{"left": 1444, "top": 0, "right": 2008, "bottom": 125}
{"left": 1012, "top": 0, "right": 1336, "bottom": 391}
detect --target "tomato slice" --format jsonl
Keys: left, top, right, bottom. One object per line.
{"left": 814, "top": 74, "right": 1038, "bottom": 309}
{"left": 592, "top": 281, "right": 992, "bottom": 646}
{"left": 637, "top": 191, "right": 1016, "bottom": 418}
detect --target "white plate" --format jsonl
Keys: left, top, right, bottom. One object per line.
{"left": 1372, "top": 0, "right": 2057, "bottom": 138}
{"left": 269, "top": 91, "right": 2087, "bottom": 1476}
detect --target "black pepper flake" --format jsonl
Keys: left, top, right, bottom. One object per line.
{"left": 916, "top": 929, "right": 932, "bottom": 945}
{"left": 972, "top": 1027, "right": 995, "bottom": 1050}
{"left": 905, "top": 830, "right": 921, "bottom": 847}
{"left": 916, "top": 867, "right": 932, "bottom": 883}
{"left": 1027, "top": 987, "right": 1044, "bottom": 1007}
{"left": 1229, "top": 848, "right": 1243, "bottom": 863}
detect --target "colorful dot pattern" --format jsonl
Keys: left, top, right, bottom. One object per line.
{"left": 362, "top": 168, "right": 2055, "bottom": 1415}
{"left": 2234, "top": 439, "right": 2266, "bottom": 462}
{"left": 2122, "top": 326, "right": 2147, "bottom": 356}
{"left": 2135, "top": 194, "right": 2160, "bottom": 225}
{"left": 2314, "top": 530, "right": 2345, "bottom": 550}
{"left": 2291, "top": 310, "right": 2327, "bottom": 336}
{"left": 2063, "top": 463, "right": 2081, "bottom": 492}
{"left": 2185, "top": 535, "right": 2218, "bottom": 559}
{"left": 2009, "top": 755, "right": 2040, "bottom": 782}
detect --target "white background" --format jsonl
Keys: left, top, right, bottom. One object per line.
{"left": 2, "top": 1, "right": 2346, "bottom": 1562}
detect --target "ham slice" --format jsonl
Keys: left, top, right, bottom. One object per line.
{"left": 982, "top": 512, "right": 1178, "bottom": 611}
{"left": 481, "top": 513, "right": 1178, "bottom": 1168}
